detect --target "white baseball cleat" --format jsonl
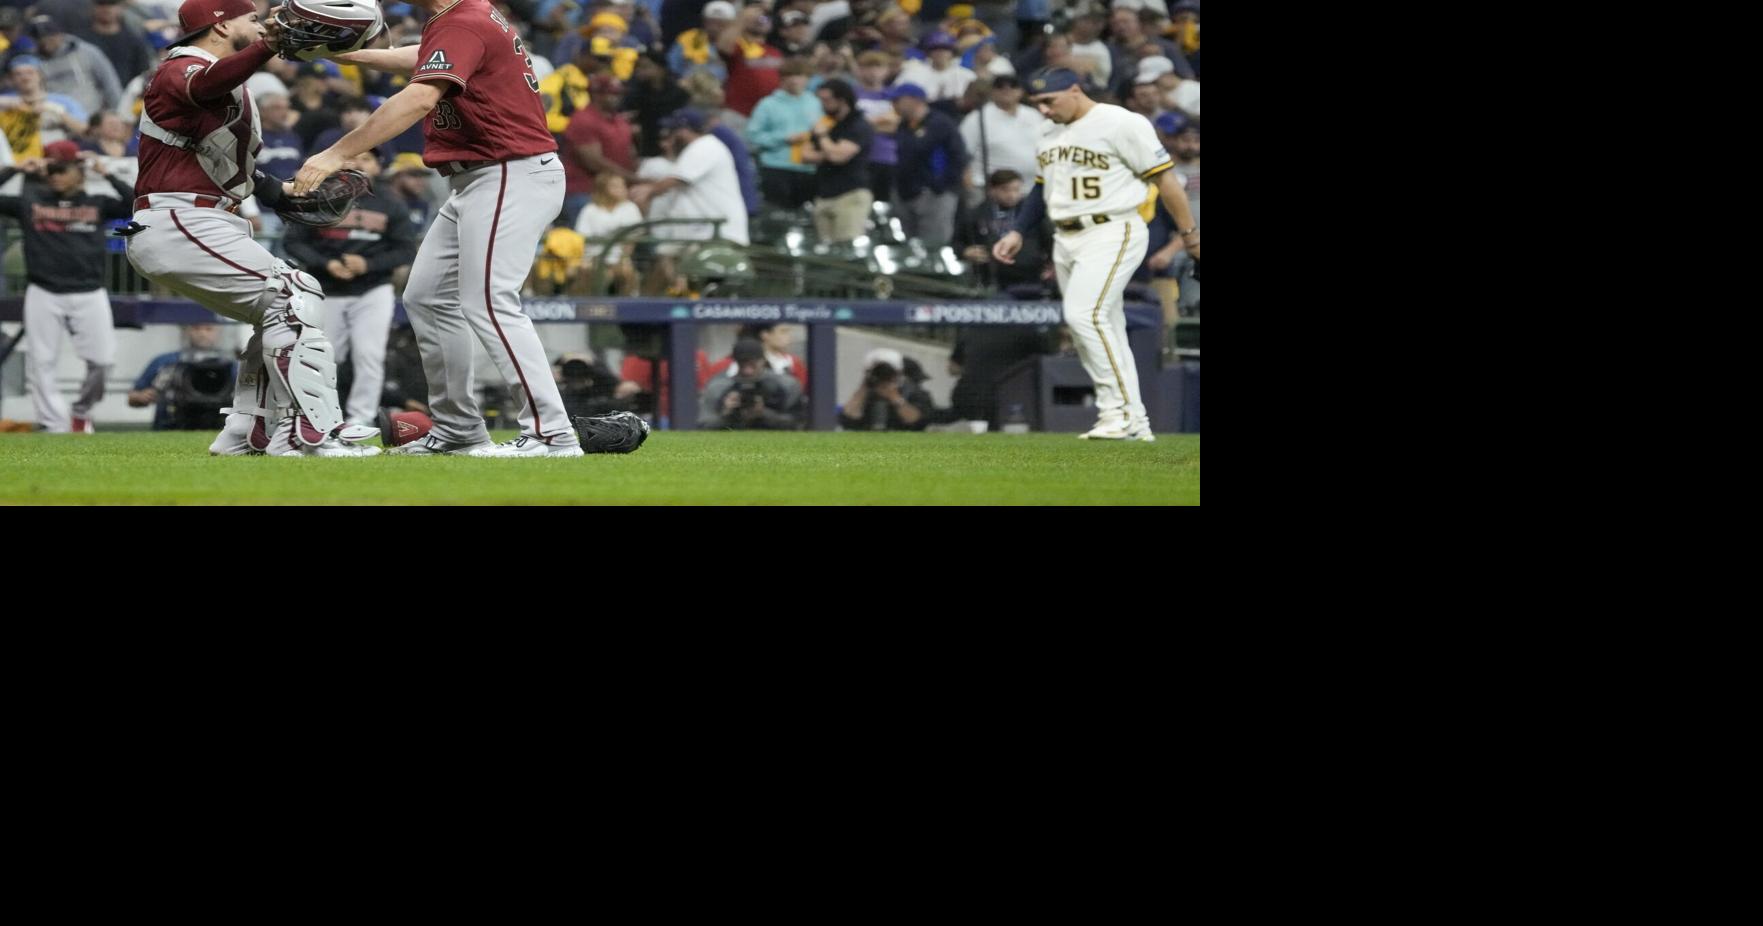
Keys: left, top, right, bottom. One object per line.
{"left": 209, "top": 414, "right": 260, "bottom": 456}
{"left": 389, "top": 434, "right": 495, "bottom": 455}
{"left": 267, "top": 437, "right": 382, "bottom": 457}
{"left": 468, "top": 436, "right": 585, "bottom": 458}
{"left": 1079, "top": 422, "right": 1157, "bottom": 442}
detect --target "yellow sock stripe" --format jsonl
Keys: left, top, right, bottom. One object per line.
{"left": 1092, "top": 223, "right": 1133, "bottom": 426}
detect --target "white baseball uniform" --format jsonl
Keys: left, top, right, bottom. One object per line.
{"left": 1035, "top": 102, "right": 1174, "bottom": 433}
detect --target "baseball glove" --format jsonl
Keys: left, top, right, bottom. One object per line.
{"left": 276, "top": 169, "right": 371, "bottom": 227}
{"left": 574, "top": 412, "right": 650, "bottom": 454}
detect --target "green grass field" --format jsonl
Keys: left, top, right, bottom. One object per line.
{"left": 0, "top": 431, "right": 1200, "bottom": 505}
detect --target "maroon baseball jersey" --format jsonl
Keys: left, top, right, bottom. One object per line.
{"left": 135, "top": 45, "right": 268, "bottom": 199}
{"left": 410, "top": 0, "right": 557, "bottom": 165}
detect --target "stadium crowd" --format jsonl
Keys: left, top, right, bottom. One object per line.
{"left": 0, "top": 0, "right": 1200, "bottom": 432}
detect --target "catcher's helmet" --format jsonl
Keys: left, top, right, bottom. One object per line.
{"left": 275, "top": 0, "right": 386, "bottom": 61}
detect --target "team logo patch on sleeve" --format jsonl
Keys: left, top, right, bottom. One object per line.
{"left": 419, "top": 50, "right": 454, "bottom": 72}
{"left": 184, "top": 64, "right": 205, "bottom": 79}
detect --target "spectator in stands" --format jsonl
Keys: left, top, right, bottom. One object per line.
{"left": 705, "top": 323, "right": 809, "bottom": 389}
{"left": 561, "top": 73, "right": 638, "bottom": 227}
{"left": 571, "top": 11, "right": 640, "bottom": 81}
{"left": 574, "top": 173, "right": 644, "bottom": 295}
{"left": 1064, "top": 12, "right": 1117, "bottom": 92}
{"left": 716, "top": 4, "right": 784, "bottom": 137}
{"left": 1109, "top": 2, "right": 1191, "bottom": 89}
{"left": 668, "top": 0, "right": 737, "bottom": 84}
{"left": 954, "top": 169, "right": 1047, "bottom": 293}
{"left": 256, "top": 93, "right": 303, "bottom": 181}
{"left": 624, "top": 49, "right": 689, "bottom": 159}
{"left": 631, "top": 108, "right": 749, "bottom": 245}
{"left": 866, "top": 5, "right": 916, "bottom": 60}
{"left": 74, "top": 0, "right": 153, "bottom": 92}
{"left": 705, "top": 104, "right": 762, "bottom": 218}
{"left": 700, "top": 338, "right": 805, "bottom": 430}
{"left": 1170, "top": 0, "right": 1201, "bottom": 79}
{"left": 288, "top": 59, "right": 342, "bottom": 151}
{"left": 1125, "top": 76, "right": 1167, "bottom": 122}
{"left": 963, "top": 36, "right": 1015, "bottom": 79}
{"left": 79, "top": 109, "right": 137, "bottom": 185}
{"left": 540, "top": 36, "right": 598, "bottom": 135}
{"left": 840, "top": 347, "right": 930, "bottom": 431}
{"left": 889, "top": 83, "right": 967, "bottom": 250}
{"left": 809, "top": 37, "right": 856, "bottom": 87}
{"left": 0, "top": 56, "right": 87, "bottom": 157}
{"left": 801, "top": 77, "right": 872, "bottom": 243}
{"left": 897, "top": 31, "right": 974, "bottom": 116}
{"left": 26, "top": 15, "right": 120, "bottom": 118}
{"left": 957, "top": 74, "right": 1039, "bottom": 207}
{"left": 386, "top": 152, "right": 440, "bottom": 240}
{"left": 852, "top": 49, "right": 898, "bottom": 203}
{"left": 1140, "top": 54, "right": 1199, "bottom": 118}
{"left": 747, "top": 56, "right": 820, "bottom": 211}
{"left": 128, "top": 324, "right": 237, "bottom": 431}
{"left": 312, "top": 97, "right": 390, "bottom": 166}
{"left": 775, "top": 8, "right": 815, "bottom": 56}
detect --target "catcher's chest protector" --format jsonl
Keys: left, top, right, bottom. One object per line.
{"left": 139, "top": 48, "right": 263, "bottom": 200}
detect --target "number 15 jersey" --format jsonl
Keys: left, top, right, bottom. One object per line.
{"left": 1035, "top": 103, "right": 1174, "bottom": 222}
{"left": 409, "top": 0, "right": 556, "bottom": 165}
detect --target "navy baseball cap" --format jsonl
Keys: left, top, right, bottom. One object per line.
{"left": 660, "top": 107, "right": 709, "bottom": 133}
{"left": 1154, "top": 112, "right": 1189, "bottom": 136}
{"left": 887, "top": 83, "right": 927, "bottom": 101}
{"left": 1025, "top": 68, "right": 1083, "bottom": 96}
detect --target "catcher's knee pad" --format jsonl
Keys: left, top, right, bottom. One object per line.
{"left": 255, "top": 260, "right": 326, "bottom": 330}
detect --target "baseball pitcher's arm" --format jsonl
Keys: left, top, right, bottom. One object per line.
{"left": 293, "top": 82, "right": 443, "bottom": 194}
{"left": 186, "top": 40, "right": 275, "bottom": 102}
{"left": 1153, "top": 168, "right": 1199, "bottom": 257}
{"left": 335, "top": 46, "right": 421, "bottom": 76}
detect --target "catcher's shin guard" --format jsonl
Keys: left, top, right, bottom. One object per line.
{"left": 261, "top": 262, "right": 349, "bottom": 445}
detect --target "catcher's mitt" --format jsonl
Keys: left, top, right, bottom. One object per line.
{"left": 574, "top": 412, "right": 650, "bottom": 454}
{"left": 277, "top": 169, "right": 371, "bottom": 227}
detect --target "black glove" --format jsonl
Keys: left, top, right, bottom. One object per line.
{"left": 574, "top": 411, "right": 650, "bottom": 453}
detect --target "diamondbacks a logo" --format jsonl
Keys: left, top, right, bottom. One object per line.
{"left": 419, "top": 50, "right": 453, "bottom": 72}
{"left": 185, "top": 64, "right": 205, "bottom": 79}
{"left": 213, "top": 10, "right": 224, "bottom": 16}
{"left": 396, "top": 420, "right": 420, "bottom": 440}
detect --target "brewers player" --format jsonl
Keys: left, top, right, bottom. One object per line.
{"left": 993, "top": 68, "right": 1200, "bottom": 442}
{"left": 296, "top": 0, "right": 583, "bottom": 457}
{"left": 121, "top": 0, "right": 379, "bottom": 456}
{"left": 0, "top": 142, "right": 134, "bottom": 433}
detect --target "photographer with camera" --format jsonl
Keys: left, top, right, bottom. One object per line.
{"left": 128, "top": 323, "right": 238, "bottom": 432}
{"left": 840, "top": 347, "right": 931, "bottom": 432}
{"left": 699, "top": 338, "right": 804, "bottom": 430}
